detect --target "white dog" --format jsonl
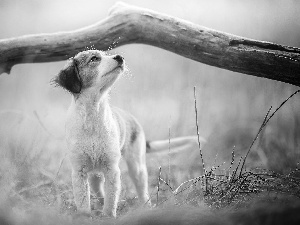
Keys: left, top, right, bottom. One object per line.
{"left": 54, "top": 50, "right": 150, "bottom": 217}
{"left": 54, "top": 50, "right": 207, "bottom": 218}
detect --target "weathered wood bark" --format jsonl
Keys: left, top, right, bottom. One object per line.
{"left": 0, "top": 2, "right": 300, "bottom": 86}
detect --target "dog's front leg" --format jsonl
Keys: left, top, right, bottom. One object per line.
{"left": 72, "top": 169, "right": 91, "bottom": 216}
{"left": 103, "top": 164, "right": 121, "bottom": 217}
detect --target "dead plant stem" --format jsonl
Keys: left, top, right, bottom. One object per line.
{"left": 193, "top": 87, "right": 206, "bottom": 176}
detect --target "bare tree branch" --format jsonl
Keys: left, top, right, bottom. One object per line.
{"left": 0, "top": 2, "right": 300, "bottom": 86}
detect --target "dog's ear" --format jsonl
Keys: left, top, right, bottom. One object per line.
{"left": 54, "top": 59, "right": 82, "bottom": 94}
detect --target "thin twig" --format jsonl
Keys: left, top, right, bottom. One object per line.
{"left": 264, "top": 90, "right": 300, "bottom": 126}
{"left": 239, "top": 90, "right": 300, "bottom": 177}
{"left": 157, "top": 175, "right": 205, "bottom": 206}
{"left": 157, "top": 166, "right": 162, "bottom": 206}
{"left": 168, "top": 125, "right": 171, "bottom": 186}
{"left": 239, "top": 106, "right": 272, "bottom": 177}
{"left": 207, "top": 162, "right": 227, "bottom": 176}
{"left": 174, "top": 176, "right": 203, "bottom": 194}
{"left": 193, "top": 87, "right": 206, "bottom": 175}
{"left": 54, "top": 153, "right": 68, "bottom": 182}
{"left": 173, "top": 162, "right": 225, "bottom": 196}
{"left": 228, "top": 146, "right": 235, "bottom": 171}
{"left": 50, "top": 153, "right": 68, "bottom": 203}
{"left": 159, "top": 177, "right": 174, "bottom": 192}
{"left": 213, "top": 153, "right": 219, "bottom": 168}
{"left": 230, "top": 156, "right": 243, "bottom": 184}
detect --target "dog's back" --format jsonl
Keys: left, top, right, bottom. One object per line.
{"left": 112, "top": 107, "right": 145, "bottom": 155}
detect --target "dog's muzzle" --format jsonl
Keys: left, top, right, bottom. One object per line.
{"left": 113, "top": 55, "right": 124, "bottom": 65}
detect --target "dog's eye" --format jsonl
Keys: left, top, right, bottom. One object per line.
{"left": 90, "top": 56, "right": 100, "bottom": 62}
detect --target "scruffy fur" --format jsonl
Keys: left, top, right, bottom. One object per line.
{"left": 54, "top": 50, "right": 150, "bottom": 217}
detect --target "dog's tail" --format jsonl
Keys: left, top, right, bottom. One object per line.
{"left": 146, "top": 136, "right": 206, "bottom": 154}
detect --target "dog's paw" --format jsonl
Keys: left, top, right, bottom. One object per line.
{"left": 91, "top": 197, "right": 104, "bottom": 211}
{"left": 91, "top": 209, "right": 103, "bottom": 218}
{"left": 103, "top": 208, "right": 117, "bottom": 218}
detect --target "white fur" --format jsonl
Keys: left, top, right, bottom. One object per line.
{"left": 57, "top": 50, "right": 150, "bottom": 217}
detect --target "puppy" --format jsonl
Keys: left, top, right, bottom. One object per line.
{"left": 54, "top": 50, "right": 150, "bottom": 217}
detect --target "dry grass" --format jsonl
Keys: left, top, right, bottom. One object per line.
{"left": 0, "top": 90, "right": 300, "bottom": 224}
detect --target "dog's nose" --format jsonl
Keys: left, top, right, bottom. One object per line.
{"left": 113, "top": 55, "right": 124, "bottom": 64}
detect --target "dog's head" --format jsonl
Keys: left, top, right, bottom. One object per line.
{"left": 54, "top": 50, "right": 124, "bottom": 95}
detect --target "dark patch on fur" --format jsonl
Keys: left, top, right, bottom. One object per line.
{"left": 146, "top": 141, "right": 151, "bottom": 153}
{"left": 54, "top": 59, "right": 82, "bottom": 94}
{"left": 130, "top": 128, "right": 138, "bottom": 144}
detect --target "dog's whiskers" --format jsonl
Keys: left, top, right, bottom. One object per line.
{"left": 123, "top": 63, "right": 133, "bottom": 79}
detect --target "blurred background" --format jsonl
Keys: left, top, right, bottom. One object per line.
{"left": 0, "top": 0, "right": 300, "bottom": 182}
